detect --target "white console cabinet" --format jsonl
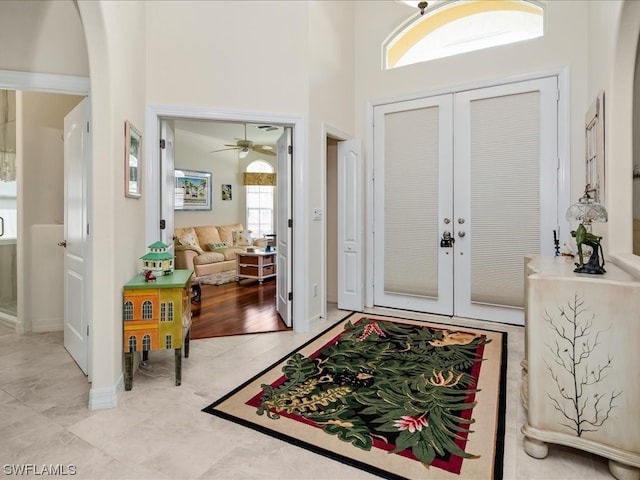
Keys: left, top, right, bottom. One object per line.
{"left": 522, "top": 255, "right": 640, "bottom": 480}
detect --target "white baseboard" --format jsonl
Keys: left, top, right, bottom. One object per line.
{"left": 0, "top": 312, "right": 17, "bottom": 330}
{"left": 88, "top": 374, "right": 124, "bottom": 410}
{"left": 31, "top": 317, "right": 63, "bottom": 333}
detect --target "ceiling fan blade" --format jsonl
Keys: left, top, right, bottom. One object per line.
{"left": 210, "top": 146, "right": 240, "bottom": 153}
{"left": 252, "top": 146, "right": 276, "bottom": 156}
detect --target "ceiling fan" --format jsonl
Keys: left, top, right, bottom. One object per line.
{"left": 210, "top": 124, "right": 276, "bottom": 158}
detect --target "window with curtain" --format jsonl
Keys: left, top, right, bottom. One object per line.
{"left": 384, "top": 0, "right": 544, "bottom": 69}
{"left": 244, "top": 160, "right": 275, "bottom": 239}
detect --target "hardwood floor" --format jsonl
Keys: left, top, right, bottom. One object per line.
{"left": 189, "top": 277, "right": 290, "bottom": 339}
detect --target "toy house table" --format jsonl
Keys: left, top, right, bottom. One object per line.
{"left": 122, "top": 269, "right": 193, "bottom": 390}
{"left": 521, "top": 255, "right": 640, "bottom": 480}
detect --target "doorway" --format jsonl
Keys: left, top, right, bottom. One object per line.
{"left": 147, "top": 108, "right": 303, "bottom": 331}
{"left": 373, "top": 76, "right": 562, "bottom": 325}
{"left": 0, "top": 76, "right": 91, "bottom": 382}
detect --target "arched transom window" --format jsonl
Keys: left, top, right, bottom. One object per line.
{"left": 385, "top": 0, "right": 544, "bottom": 69}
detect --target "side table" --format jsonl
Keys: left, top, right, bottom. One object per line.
{"left": 236, "top": 251, "right": 277, "bottom": 283}
{"left": 122, "top": 269, "right": 193, "bottom": 390}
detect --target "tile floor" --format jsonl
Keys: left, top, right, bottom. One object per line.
{"left": 0, "top": 306, "right": 614, "bottom": 479}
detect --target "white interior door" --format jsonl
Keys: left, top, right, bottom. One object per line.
{"left": 337, "top": 139, "right": 364, "bottom": 311}
{"left": 276, "top": 129, "right": 292, "bottom": 327}
{"left": 373, "top": 77, "right": 558, "bottom": 325}
{"left": 63, "top": 97, "right": 89, "bottom": 374}
{"left": 373, "top": 95, "right": 454, "bottom": 315}
{"left": 160, "top": 119, "right": 175, "bottom": 249}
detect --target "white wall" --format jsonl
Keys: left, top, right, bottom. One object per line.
{"left": 0, "top": 0, "right": 88, "bottom": 76}
{"left": 77, "top": 0, "right": 148, "bottom": 407}
{"left": 306, "top": 0, "right": 356, "bottom": 320}
{"left": 586, "top": 1, "right": 640, "bottom": 276}
{"left": 173, "top": 128, "right": 243, "bottom": 228}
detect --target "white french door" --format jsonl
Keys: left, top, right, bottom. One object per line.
{"left": 373, "top": 76, "right": 559, "bottom": 325}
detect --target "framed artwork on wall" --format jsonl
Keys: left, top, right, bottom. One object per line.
{"left": 222, "top": 184, "right": 232, "bottom": 201}
{"left": 124, "top": 121, "right": 142, "bottom": 198}
{"left": 175, "top": 169, "right": 212, "bottom": 210}
{"left": 585, "top": 90, "right": 605, "bottom": 203}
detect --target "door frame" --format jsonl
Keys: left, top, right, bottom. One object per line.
{"left": 321, "top": 124, "right": 362, "bottom": 319}
{"left": 365, "top": 67, "right": 571, "bottom": 312}
{"left": 145, "top": 105, "right": 308, "bottom": 332}
{"left": 0, "top": 69, "right": 92, "bottom": 367}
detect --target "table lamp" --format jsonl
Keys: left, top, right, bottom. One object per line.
{"left": 566, "top": 184, "right": 608, "bottom": 274}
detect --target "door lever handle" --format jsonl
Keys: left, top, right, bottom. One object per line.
{"left": 58, "top": 240, "right": 67, "bottom": 248}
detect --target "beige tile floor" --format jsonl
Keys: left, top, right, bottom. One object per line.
{"left": 0, "top": 306, "right": 613, "bottom": 480}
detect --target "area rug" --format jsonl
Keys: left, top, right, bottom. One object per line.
{"left": 198, "top": 270, "right": 238, "bottom": 286}
{"left": 202, "top": 312, "right": 507, "bottom": 479}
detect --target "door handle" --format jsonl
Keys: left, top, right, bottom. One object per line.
{"left": 58, "top": 240, "right": 67, "bottom": 248}
{"left": 0, "top": 216, "right": 3, "bottom": 237}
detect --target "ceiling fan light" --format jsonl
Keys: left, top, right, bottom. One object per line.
{"left": 239, "top": 149, "right": 249, "bottom": 159}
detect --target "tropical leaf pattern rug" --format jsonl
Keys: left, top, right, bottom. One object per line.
{"left": 203, "top": 313, "right": 507, "bottom": 479}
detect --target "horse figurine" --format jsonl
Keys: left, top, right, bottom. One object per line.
{"left": 570, "top": 223, "right": 606, "bottom": 274}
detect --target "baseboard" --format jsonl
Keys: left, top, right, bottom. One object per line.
{"left": 297, "top": 313, "right": 323, "bottom": 334}
{"left": 88, "top": 374, "right": 124, "bottom": 410}
{"left": 0, "top": 312, "right": 16, "bottom": 330}
{"left": 31, "top": 317, "right": 63, "bottom": 333}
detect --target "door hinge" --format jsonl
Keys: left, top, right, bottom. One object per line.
{"left": 288, "top": 145, "right": 293, "bottom": 155}
{"left": 160, "top": 139, "right": 166, "bottom": 149}
{"left": 86, "top": 121, "right": 90, "bottom": 133}
{"left": 288, "top": 218, "right": 293, "bottom": 228}
{"left": 87, "top": 223, "right": 90, "bottom": 236}
{"left": 86, "top": 325, "right": 89, "bottom": 337}
{"left": 160, "top": 219, "right": 166, "bottom": 230}
{"left": 288, "top": 292, "right": 293, "bottom": 301}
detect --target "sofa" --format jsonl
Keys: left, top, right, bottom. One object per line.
{"left": 174, "top": 223, "right": 268, "bottom": 279}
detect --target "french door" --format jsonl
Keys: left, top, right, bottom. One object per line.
{"left": 373, "top": 77, "right": 558, "bottom": 325}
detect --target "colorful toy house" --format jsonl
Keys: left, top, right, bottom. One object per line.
{"left": 122, "top": 269, "right": 193, "bottom": 390}
{"left": 140, "top": 241, "right": 174, "bottom": 276}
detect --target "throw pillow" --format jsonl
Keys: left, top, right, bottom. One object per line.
{"left": 208, "top": 242, "right": 228, "bottom": 250}
{"left": 178, "top": 232, "right": 203, "bottom": 254}
{"left": 253, "top": 237, "right": 268, "bottom": 248}
{"left": 232, "top": 230, "right": 252, "bottom": 247}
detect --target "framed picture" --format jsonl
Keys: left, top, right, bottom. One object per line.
{"left": 124, "top": 121, "right": 142, "bottom": 198}
{"left": 585, "top": 90, "right": 605, "bottom": 203}
{"left": 222, "top": 184, "right": 232, "bottom": 201}
{"left": 175, "top": 169, "right": 212, "bottom": 210}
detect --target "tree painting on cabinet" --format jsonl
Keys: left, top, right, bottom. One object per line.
{"left": 543, "top": 293, "right": 621, "bottom": 437}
